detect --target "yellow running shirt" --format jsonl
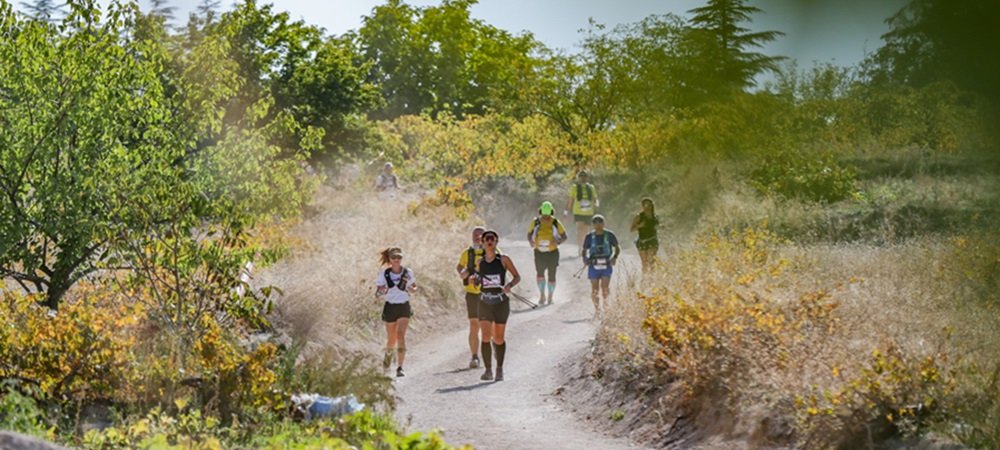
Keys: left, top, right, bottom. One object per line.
{"left": 527, "top": 217, "right": 566, "bottom": 252}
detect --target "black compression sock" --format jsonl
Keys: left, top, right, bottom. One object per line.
{"left": 494, "top": 342, "right": 506, "bottom": 368}
{"left": 481, "top": 341, "right": 492, "bottom": 370}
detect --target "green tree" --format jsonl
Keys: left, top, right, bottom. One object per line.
{"left": 0, "top": 1, "right": 184, "bottom": 308}
{"left": 358, "top": 0, "right": 541, "bottom": 119}
{"left": 203, "top": 0, "right": 377, "bottom": 160}
{"left": 868, "top": 0, "right": 1000, "bottom": 108}
{"left": 0, "top": 0, "right": 317, "bottom": 310}
{"left": 686, "top": 0, "right": 785, "bottom": 99}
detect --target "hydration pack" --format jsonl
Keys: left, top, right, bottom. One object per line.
{"left": 383, "top": 267, "right": 410, "bottom": 291}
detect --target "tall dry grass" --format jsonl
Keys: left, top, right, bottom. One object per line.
{"left": 256, "top": 180, "right": 476, "bottom": 359}
{"left": 594, "top": 174, "right": 1000, "bottom": 448}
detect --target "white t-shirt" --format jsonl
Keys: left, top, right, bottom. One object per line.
{"left": 375, "top": 268, "right": 415, "bottom": 304}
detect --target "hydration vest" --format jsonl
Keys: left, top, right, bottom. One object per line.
{"left": 588, "top": 232, "right": 612, "bottom": 259}
{"left": 383, "top": 267, "right": 410, "bottom": 291}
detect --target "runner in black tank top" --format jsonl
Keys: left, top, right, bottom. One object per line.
{"left": 474, "top": 229, "right": 521, "bottom": 381}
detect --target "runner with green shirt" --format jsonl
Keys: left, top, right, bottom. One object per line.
{"left": 581, "top": 215, "right": 620, "bottom": 315}
{"left": 527, "top": 201, "right": 567, "bottom": 305}
{"left": 565, "top": 170, "right": 599, "bottom": 250}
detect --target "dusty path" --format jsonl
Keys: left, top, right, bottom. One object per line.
{"left": 395, "top": 239, "right": 647, "bottom": 450}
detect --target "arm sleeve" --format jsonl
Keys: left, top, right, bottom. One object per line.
{"left": 407, "top": 269, "right": 415, "bottom": 283}
{"left": 375, "top": 271, "right": 387, "bottom": 287}
{"left": 458, "top": 251, "right": 468, "bottom": 268}
{"left": 582, "top": 234, "right": 591, "bottom": 254}
{"left": 610, "top": 232, "right": 620, "bottom": 247}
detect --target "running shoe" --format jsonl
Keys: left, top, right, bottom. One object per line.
{"left": 494, "top": 367, "right": 504, "bottom": 381}
{"left": 396, "top": 366, "right": 405, "bottom": 377}
{"left": 469, "top": 356, "right": 480, "bottom": 369}
{"left": 480, "top": 369, "right": 493, "bottom": 381}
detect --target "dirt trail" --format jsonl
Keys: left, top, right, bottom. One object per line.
{"left": 394, "top": 239, "right": 648, "bottom": 450}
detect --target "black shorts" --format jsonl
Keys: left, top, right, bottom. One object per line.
{"left": 636, "top": 237, "right": 659, "bottom": 251}
{"left": 574, "top": 214, "right": 593, "bottom": 224}
{"left": 465, "top": 292, "right": 480, "bottom": 319}
{"left": 382, "top": 302, "right": 412, "bottom": 323}
{"left": 478, "top": 296, "right": 510, "bottom": 324}
{"left": 534, "top": 249, "right": 559, "bottom": 278}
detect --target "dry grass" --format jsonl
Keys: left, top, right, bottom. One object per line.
{"left": 595, "top": 196, "right": 1000, "bottom": 448}
{"left": 256, "top": 180, "right": 475, "bottom": 358}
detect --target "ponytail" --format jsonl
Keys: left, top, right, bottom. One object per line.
{"left": 379, "top": 247, "right": 403, "bottom": 266}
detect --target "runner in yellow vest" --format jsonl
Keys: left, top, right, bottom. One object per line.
{"left": 564, "top": 170, "right": 599, "bottom": 251}
{"left": 526, "top": 201, "right": 568, "bottom": 305}
{"left": 456, "top": 226, "right": 486, "bottom": 369}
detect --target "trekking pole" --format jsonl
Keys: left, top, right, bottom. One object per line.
{"left": 573, "top": 265, "right": 586, "bottom": 279}
{"left": 508, "top": 291, "right": 539, "bottom": 309}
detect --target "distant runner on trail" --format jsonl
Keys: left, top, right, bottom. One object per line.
{"left": 456, "top": 226, "right": 487, "bottom": 369}
{"left": 565, "top": 170, "right": 599, "bottom": 250}
{"left": 582, "top": 215, "right": 620, "bottom": 315}
{"left": 630, "top": 197, "right": 659, "bottom": 271}
{"left": 526, "top": 201, "right": 567, "bottom": 305}
{"left": 474, "top": 230, "right": 521, "bottom": 381}
{"left": 375, "top": 247, "right": 417, "bottom": 377}
{"left": 374, "top": 162, "right": 399, "bottom": 191}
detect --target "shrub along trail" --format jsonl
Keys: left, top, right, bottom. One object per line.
{"left": 394, "top": 239, "right": 647, "bottom": 450}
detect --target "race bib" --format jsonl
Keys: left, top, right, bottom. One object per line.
{"left": 538, "top": 240, "right": 551, "bottom": 251}
{"left": 579, "top": 200, "right": 592, "bottom": 211}
{"left": 593, "top": 258, "right": 608, "bottom": 270}
{"left": 481, "top": 274, "right": 502, "bottom": 289}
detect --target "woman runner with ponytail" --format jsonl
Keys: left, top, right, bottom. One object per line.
{"left": 375, "top": 247, "right": 417, "bottom": 377}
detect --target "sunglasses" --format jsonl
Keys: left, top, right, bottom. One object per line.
{"left": 389, "top": 255, "right": 403, "bottom": 260}
{"left": 483, "top": 236, "right": 497, "bottom": 242}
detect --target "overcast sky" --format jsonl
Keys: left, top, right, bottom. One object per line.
{"left": 21, "top": 0, "right": 909, "bottom": 68}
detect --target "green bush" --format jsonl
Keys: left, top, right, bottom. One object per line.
{"left": 751, "top": 150, "right": 857, "bottom": 203}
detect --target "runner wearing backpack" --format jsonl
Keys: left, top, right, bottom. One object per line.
{"left": 375, "top": 247, "right": 417, "bottom": 377}
{"left": 581, "top": 215, "right": 620, "bottom": 315}
{"left": 526, "top": 201, "right": 568, "bottom": 305}
{"left": 456, "top": 226, "right": 487, "bottom": 369}
{"left": 565, "top": 170, "right": 599, "bottom": 251}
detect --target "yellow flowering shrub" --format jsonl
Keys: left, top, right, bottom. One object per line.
{"left": 0, "top": 284, "right": 141, "bottom": 402}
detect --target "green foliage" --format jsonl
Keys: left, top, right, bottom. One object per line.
{"left": 358, "top": 0, "right": 541, "bottom": 120}
{"left": 686, "top": 0, "right": 785, "bottom": 97}
{"left": 77, "top": 409, "right": 463, "bottom": 450}
{"left": 751, "top": 150, "right": 858, "bottom": 203}
{"left": 869, "top": 0, "right": 1000, "bottom": 108}
{"left": 0, "top": 380, "right": 49, "bottom": 438}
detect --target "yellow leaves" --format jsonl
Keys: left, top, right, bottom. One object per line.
{"left": 1, "top": 285, "right": 141, "bottom": 402}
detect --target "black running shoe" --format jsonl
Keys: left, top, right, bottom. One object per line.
{"left": 480, "top": 369, "right": 493, "bottom": 381}
{"left": 469, "top": 356, "right": 480, "bottom": 369}
{"left": 396, "top": 366, "right": 405, "bottom": 377}
{"left": 494, "top": 367, "right": 504, "bottom": 381}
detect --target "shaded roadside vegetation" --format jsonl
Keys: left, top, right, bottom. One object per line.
{"left": 1, "top": 0, "right": 997, "bottom": 448}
